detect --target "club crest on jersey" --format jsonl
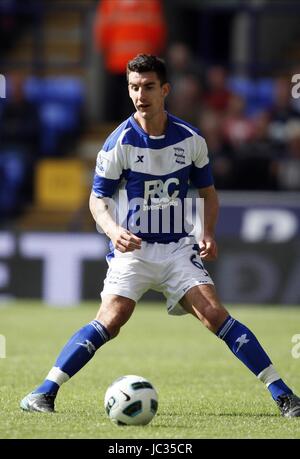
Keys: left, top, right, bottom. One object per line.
{"left": 174, "top": 147, "right": 185, "bottom": 164}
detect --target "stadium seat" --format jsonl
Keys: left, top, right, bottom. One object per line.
{"left": 227, "top": 76, "right": 255, "bottom": 99}
{"left": 256, "top": 78, "right": 275, "bottom": 107}
{"left": 24, "top": 76, "right": 84, "bottom": 155}
{"left": 39, "top": 102, "right": 80, "bottom": 155}
{"left": 227, "top": 76, "right": 275, "bottom": 116}
{"left": 35, "top": 158, "right": 88, "bottom": 210}
{"left": 25, "top": 76, "right": 84, "bottom": 105}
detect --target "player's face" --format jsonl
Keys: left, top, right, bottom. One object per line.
{"left": 128, "top": 71, "right": 170, "bottom": 120}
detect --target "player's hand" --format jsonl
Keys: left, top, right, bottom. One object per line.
{"left": 199, "top": 236, "right": 218, "bottom": 261}
{"left": 110, "top": 227, "right": 142, "bottom": 253}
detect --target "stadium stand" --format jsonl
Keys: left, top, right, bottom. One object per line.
{"left": 1, "top": 0, "right": 300, "bottom": 231}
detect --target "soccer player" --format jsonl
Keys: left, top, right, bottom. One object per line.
{"left": 20, "top": 54, "right": 300, "bottom": 417}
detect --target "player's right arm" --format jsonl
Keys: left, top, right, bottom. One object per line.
{"left": 89, "top": 193, "right": 141, "bottom": 253}
{"left": 91, "top": 129, "right": 142, "bottom": 252}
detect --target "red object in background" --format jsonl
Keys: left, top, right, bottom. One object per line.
{"left": 94, "top": 0, "right": 167, "bottom": 74}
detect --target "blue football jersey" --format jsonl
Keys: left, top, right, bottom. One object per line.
{"left": 92, "top": 112, "right": 213, "bottom": 243}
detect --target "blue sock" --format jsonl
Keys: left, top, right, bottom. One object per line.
{"left": 217, "top": 316, "right": 292, "bottom": 400}
{"left": 34, "top": 320, "right": 110, "bottom": 396}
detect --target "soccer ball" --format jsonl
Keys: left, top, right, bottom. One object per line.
{"left": 104, "top": 375, "right": 158, "bottom": 425}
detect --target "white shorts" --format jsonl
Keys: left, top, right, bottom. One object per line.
{"left": 100, "top": 236, "right": 214, "bottom": 315}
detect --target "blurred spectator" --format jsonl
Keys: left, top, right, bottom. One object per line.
{"left": 94, "top": 0, "right": 167, "bottom": 122}
{"left": 166, "top": 42, "right": 204, "bottom": 87}
{"left": 269, "top": 76, "right": 300, "bottom": 145}
{"left": 233, "top": 111, "right": 279, "bottom": 190}
{"left": 203, "top": 65, "right": 232, "bottom": 113}
{"left": 0, "top": 72, "right": 40, "bottom": 219}
{"left": 198, "top": 109, "right": 235, "bottom": 189}
{"left": 274, "top": 120, "right": 300, "bottom": 190}
{"left": 221, "top": 93, "right": 255, "bottom": 148}
{"left": 167, "top": 74, "right": 202, "bottom": 126}
{"left": 0, "top": 0, "right": 43, "bottom": 54}
{"left": 0, "top": 0, "right": 20, "bottom": 53}
{"left": 166, "top": 42, "right": 204, "bottom": 122}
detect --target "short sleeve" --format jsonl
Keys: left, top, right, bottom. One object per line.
{"left": 92, "top": 143, "right": 124, "bottom": 198}
{"left": 190, "top": 136, "right": 214, "bottom": 188}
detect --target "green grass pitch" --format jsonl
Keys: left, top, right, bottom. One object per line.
{"left": 0, "top": 301, "right": 300, "bottom": 439}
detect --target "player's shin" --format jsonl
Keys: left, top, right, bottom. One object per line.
{"left": 216, "top": 316, "right": 292, "bottom": 400}
{"left": 33, "top": 320, "right": 110, "bottom": 395}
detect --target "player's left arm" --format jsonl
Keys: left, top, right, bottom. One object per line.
{"left": 197, "top": 185, "right": 219, "bottom": 261}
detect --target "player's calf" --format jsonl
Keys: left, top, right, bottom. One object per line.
{"left": 20, "top": 296, "right": 136, "bottom": 411}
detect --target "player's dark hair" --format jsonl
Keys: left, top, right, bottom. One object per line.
{"left": 126, "top": 54, "right": 168, "bottom": 86}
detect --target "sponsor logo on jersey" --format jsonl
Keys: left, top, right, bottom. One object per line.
{"left": 143, "top": 178, "right": 180, "bottom": 210}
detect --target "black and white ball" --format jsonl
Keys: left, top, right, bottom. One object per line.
{"left": 104, "top": 375, "right": 158, "bottom": 425}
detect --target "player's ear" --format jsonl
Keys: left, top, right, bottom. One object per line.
{"left": 162, "top": 82, "right": 171, "bottom": 98}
